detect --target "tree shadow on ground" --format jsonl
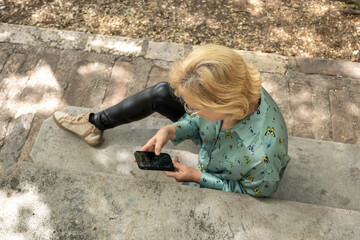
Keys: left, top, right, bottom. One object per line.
{"left": 0, "top": 0, "right": 359, "bottom": 61}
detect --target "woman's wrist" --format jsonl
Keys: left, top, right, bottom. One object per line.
{"left": 193, "top": 169, "right": 202, "bottom": 184}
{"left": 165, "top": 124, "right": 176, "bottom": 140}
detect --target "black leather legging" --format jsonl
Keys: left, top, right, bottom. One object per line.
{"left": 92, "top": 82, "right": 185, "bottom": 130}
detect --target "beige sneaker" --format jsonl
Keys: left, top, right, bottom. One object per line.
{"left": 53, "top": 111, "right": 103, "bottom": 147}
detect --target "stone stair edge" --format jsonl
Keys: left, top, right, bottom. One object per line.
{"left": 0, "top": 161, "right": 172, "bottom": 189}
{"left": 4, "top": 161, "right": 360, "bottom": 216}
{"left": 1, "top": 22, "right": 359, "bottom": 78}
{"left": 289, "top": 135, "right": 360, "bottom": 148}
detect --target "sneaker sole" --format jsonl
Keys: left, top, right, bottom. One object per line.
{"left": 52, "top": 114, "right": 102, "bottom": 147}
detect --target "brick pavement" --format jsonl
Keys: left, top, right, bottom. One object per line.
{"left": 0, "top": 23, "right": 359, "bottom": 172}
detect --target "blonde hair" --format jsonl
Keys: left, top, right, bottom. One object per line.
{"left": 169, "top": 44, "right": 262, "bottom": 121}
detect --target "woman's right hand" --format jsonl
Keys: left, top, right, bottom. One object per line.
{"left": 134, "top": 125, "right": 176, "bottom": 162}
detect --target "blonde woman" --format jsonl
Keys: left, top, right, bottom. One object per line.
{"left": 53, "top": 44, "right": 290, "bottom": 197}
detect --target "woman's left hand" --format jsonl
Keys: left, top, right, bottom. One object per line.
{"left": 163, "top": 156, "right": 202, "bottom": 184}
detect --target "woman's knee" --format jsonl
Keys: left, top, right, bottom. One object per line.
{"left": 151, "top": 82, "right": 172, "bottom": 100}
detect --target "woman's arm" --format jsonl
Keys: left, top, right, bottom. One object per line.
{"left": 199, "top": 162, "right": 281, "bottom": 197}
{"left": 171, "top": 114, "right": 201, "bottom": 146}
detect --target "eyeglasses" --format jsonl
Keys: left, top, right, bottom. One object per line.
{"left": 184, "top": 103, "right": 200, "bottom": 117}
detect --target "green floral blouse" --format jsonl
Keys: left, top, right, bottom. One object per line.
{"left": 172, "top": 88, "right": 290, "bottom": 197}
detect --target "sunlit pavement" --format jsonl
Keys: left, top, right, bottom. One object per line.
{"left": 0, "top": 23, "right": 360, "bottom": 239}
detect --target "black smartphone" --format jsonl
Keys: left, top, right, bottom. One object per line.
{"left": 134, "top": 151, "right": 175, "bottom": 171}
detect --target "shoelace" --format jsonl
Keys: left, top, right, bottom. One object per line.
{"left": 63, "top": 114, "right": 89, "bottom": 123}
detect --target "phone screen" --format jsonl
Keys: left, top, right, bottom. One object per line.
{"left": 134, "top": 151, "right": 175, "bottom": 171}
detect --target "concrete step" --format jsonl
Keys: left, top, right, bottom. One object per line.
{"left": 1, "top": 162, "right": 359, "bottom": 240}
{"left": 31, "top": 107, "right": 360, "bottom": 212}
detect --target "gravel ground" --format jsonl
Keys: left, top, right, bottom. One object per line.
{"left": 0, "top": 0, "right": 359, "bottom": 62}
